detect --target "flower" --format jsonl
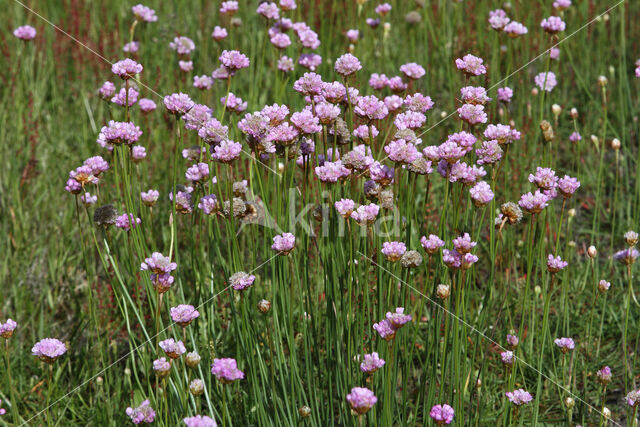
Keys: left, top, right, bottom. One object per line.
{"left": 179, "top": 60, "right": 193, "bottom": 72}
{"left": 270, "top": 32, "right": 291, "bottom": 49}
{"left": 115, "top": 213, "right": 141, "bottom": 232}
{"left": 455, "top": 54, "right": 486, "bottom": 76}
{"left": 257, "top": 2, "right": 279, "bottom": 20}
{"left": 81, "top": 192, "right": 97, "bottom": 206}
{"left": 541, "top": 16, "right": 566, "bottom": 33}
{"left": 170, "top": 305, "right": 200, "bottom": 327}
{"left": 504, "top": 21, "right": 528, "bottom": 37}
{"left": 346, "top": 387, "right": 377, "bottom": 414}
{"left": 614, "top": 248, "right": 640, "bottom": 265}
{"left": 335, "top": 53, "right": 362, "bottom": 76}
{"left": 497, "top": 87, "right": 513, "bottom": 102}
{"left": 598, "top": 280, "right": 611, "bottom": 293}
{"left": 470, "top": 181, "right": 494, "bottom": 207}
{"left": 405, "top": 93, "right": 434, "bottom": 113}
{"left": 14, "top": 25, "right": 37, "bottom": 40}
{"left": 430, "top": 404, "right": 454, "bottom": 425}
{"left": 625, "top": 230, "right": 639, "bottom": 246}
{"left": 126, "top": 400, "right": 156, "bottom": 424}
{"left": 558, "top": 175, "right": 580, "bottom": 197}
{"left": 354, "top": 95, "right": 388, "bottom": 121}
{"left": 387, "top": 76, "right": 407, "bottom": 92}
{"left": 457, "top": 104, "right": 487, "bottom": 125}
{"left": 198, "top": 194, "right": 219, "bottom": 215}
{"left": 186, "top": 163, "right": 210, "bottom": 183}
{"left": 164, "top": 93, "right": 195, "bottom": 116}
{"left": 159, "top": 338, "right": 186, "bottom": 359}
{"left": 189, "top": 379, "right": 205, "bottom": 396}
{"left": 229, "top": 272, "right": 256, "bottom": 291}
{"left": 219, "top": 50, "right": 250, "bottom": 71}
{"left": 535, "top": 72, "right": 557, "bottom": 92}
{"left": 220, "top": 1, "right": 239, "bottom": 15}
{"left": 386, "top": 307, "right": 412, "bottom": 328}
{"left": 111, "top": 59, "right": 143, "bottom": 79}
{"left": 211, "top": 140, "right": 242, "bottom": 163}
{"left": 421, "top": 235, "right": 445, "bottom": 254}
{"left": 460, "top": 86, "right": 491, "bottom": 105}
{"left": 569, "top": 132, "right": 581, "bottom": 143}
{"left": 293, "top": 72, "right": 324, "bottom": 96}
{"left": 453, "top": 233, "right": 477, "bottom": 254}
{"left": 0, "top": 319, "right": 17, "bottom": 339}
{"left": 186, "top": 352, "right": 201, "bottom": 368}
{"left": 291, "top": 109, "right": 322, "bottom": 134}
{"left": 507, "top": 334, "right": 519, "bottom": 349}
{"left": 597, "top": 366, "right": 612, "bottom": 385}
{"left": 170, "top": 36, "right": 195, "bottom": 55}
{"left": 184, "top": 415, "right": 217, "bottom": 427}
{"left": 278, "top": 56, "right": 295, "bottom": 72}
{"left": 400, "top": 62, "right": 426, "bottom": 80}
{"left": 375, "top": 3, "right": 391, "bottom": 16}
{"left": 484, "top": 124, "right": 521, "bottom": 145}
{"left": 382, "top": 241, "right": 407, "bottom": 262}
{"left": 98, "top": 81, "right": 116, "bottom": 99}
{"left": 139, "top": 98, "right": 157, "bottom": 112}
{"left": 553, "top": 0, "right": 572, "bottom": 11}
{"left": 554, "top": 337, "right": 575, "bottom": 352}
{"left": 528, "top": 167, "right": 558, "bottom": 190}
{"left": 280, "top": 0, "right": 296, "bottom": 11}
{"left": 211, "top": 358, "right": 245, "bottom": 384}
{"left": 476, "top": 140, "right": 503, "bottom": 165}
{"left": 373, "top": 319, "right": 396, "bottom": 341}
{"left": 506, "top": 389, "right": 533, "bottom": 405}
{"left": 141, "top": 190, "right": 159, "bottom": 207}
{"left": 272, "top": 232, "right": 295, "bottom": 254}
{"left": 346, "top": 29, "right": 359, "bottom": 42}
{"left": 360, "top": 352, "right": 385, "bottom": 374}
{"left": 32, "top": 338, "right": 67, "bottom": 363}
{"left": 123, "top": 41, "right": 139, "bottom": 53}
{"left": 351, "top": 203, "right": 380, "bottom": 225}
{"left": 141, "top": 252, "right": 177, "bottom": 274}
{"left": 518, "top": 190, "right": 550, "bottom": 214}
{"left": 501, "top": 351, "right": 514, "bottom": 366}
{"left": 132, "top": 4, "right": 158, "bottom": 22}
{"left": 153, "top": 357, "right": 171, "bottom": 378}
{"left": 131, "top": 145, "right": 146, "bottom": 162}
{"left": 385, "top": 139, "right": 422, "bottom": 164}
{"left": 212, "top": 26, "right": 228, "bottom": 41}
{"left": 335, "top": 199, "right": 355, "bottom": 218}
{"left": 394, "top": 112, "right": 426, "bottom": 130}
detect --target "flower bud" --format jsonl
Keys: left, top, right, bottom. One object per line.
{"left": 185, "top": 351, "right": 201, "bottom": 368}
{"left": 436, "top": 284, "right": 450, "bottom": 300}
{"left": 299, "top": 406, "right": 311, "bottom": 418}
{"left": 565, "top": 397, "right": 575, "bottom": 409}
{"left": 603, "top": 407, "right": 611, "bottom": 419}
{"left": 598, "top": 280, "right": 611, "bottom": 293}
{"left": 625, "top": 230, "right": 639, "bottom": 247}
{"left": 96, "top": 376, "right": 104, "bottom": 386}
{"left": 598, "top": 75, "right": 608, "bottom": 87}
{"left": 189, "top": 379, "right": 205, "bottom": 396}
{"left": 568, "top": 208, "right": 576, "bottom": 217}
{"left": 611, "top": 138, "right": 621, "bottom": 150}
{"left": 588, "top": 246, "right": 597, "bottom": 258}
{"left": 258, "top": 299, "right": 271, "bottom": 314}
{"left": 531, "top": 87, "right": 539, "bottom": 96}
{"left": 552, "top": 104, "right": 562, "bottom": 116}
{"left": 570, "top": 108, "right": 578, "bottom": 119}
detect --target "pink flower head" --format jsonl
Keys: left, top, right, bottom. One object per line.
{"left": 381, "top": 241, "right": 407, "bottom": 262}
{"left": 159, "top": 338, "right": 186, "bottom": 359}
{"left": 354, "top": 95, "right": 388, "bottom": 121}
{"left": 291, "top": 109, "right": 322, "bottom": 134}
{"left": 169, "top": 36, "right": 195, "bottom": 55}
{"left": 211, "top": 140, "right": 242, "bottom": 163}
{"left": 229, "top": 271, "right": 256, "bottom": 291}
{"left": 272, "top": 232, "right": 295, "bottom": 254}
{"left": 553, "top": 0, "right": 571, "bottom": 11}
{"left": 116, "top": 213, "right": 141, "bottom": 232}
{"left": 346, "top": 387, "right": 377, "bottom": 414}
{"left": 334, "top": 198, "right": 356, "bottom": 218}
{"left": 199, "top": 119, "right": 230, "bottom": 144}
{"left": 298, "top": 53, "right": 322, "bottom": 71}
{"left": 369, "top": 162, "right": 394, "bottom": 185}
{"left": 179, "top": 60, "right": 193, "bottom": 72}
{"left": 0, "top": 318, "right": 17, "bottom": 339}
{"left": 198, "top": 194, "right": 219, "bottom": 215}
{"left": 541, "top": 16, "right": 566, "bottom": 34}
{"left": 32, "top": 338, "right": 67, "bottom": 363}
{"left": 278, "top": 55, "right": 295, "bottom": 72}
{"left": 547, "top": 254, "right": 568, "bottom": 273}
{"left": 123, "top": 41, "right": 139, "bottom": 53}
{"left": 184, "top": 415, "right": 217, "bottom": 427}
{"left": 335, "top": 53, "right": 362, "bottom": 76}
{"left": 453, "top": 233, "right": 477, "bottom": 254}
{"left": 141, "top": 252, "right": 177, "bottom": 274}
{"left": 164, "top": 92, "right": 195, "bottom": 116}
{"left": 111, "top": 58, "right": 143, "bottom": 79}
{"left": 558, "top": 175, "right": 580, "bottom": 198}
{"left": 221, "top": 93, "right": 247, "bottom": 114}
{"left": 98, "top": 81, "right": 116, "bottom": 99}
{"left": 346, "top": 29, "right": 359, "bottom": 42}
{"left": 385, "top": 139, "right": 422, "bottom": 164}
{"left": 404, "top": 93, "right": 434, "bottom": 113}
{"left": 270, "top": 32, "right": 291, "bottom": 49}
{"left": 369, "top": 73, "right": 389, "bottom": 90}
{"left": 518, "top": 190, "right": 550, "bottom": 214}
{"left": 394, "top": 111, "right": 426, "bottom": 130}
{"left": 141, "top": 190, "right": 159, "bottom": 207}
{"left": 421, "top": 234, "right": 445, "bottom": 254}
{"left": 131, "top": 146, "right": 146, "bottom": 162}
{"left": 293, "top": 72, "right": 324, "bottom": 96}
{"left": 14, "top": 25, "right": 37, "bottom": 40}
{"left": 470, "top": 181, "right": 494, "bottom": 207}
{"left": 351, "top": 203, "right": 380, "bottom": 225}
{"left": 373, "top": 318, "right": 396, "bottom": 340}
{"left": 506, "top": 389, "right": 533, "bottom": 406}
{"left": 430, "top": 404, "right": 455, "bottom": 425}
{"left": 360, "top": 352, "right": 385, "bottom": 374}
{"left": 535, "top": 71, "right": 557, "bottom": 92}
{"left": 504, "top": 21, "right": 528, "bottom": 37}
{"left": 488, "top": 9, "right": 510, "bottom": 31}
{"left": 460, "top": 86, "right": 491, "bottom": 105}
{"left": 400, "top": 62, "right": 426, "bottom": 80}
{"left": 211, "top": 358, "right": 244, "bottom": 384}
{"left": 597, "top": 366, "right": 612, "bottom": 385}
{"left": 111, "top": 87, "right": 138, "bottom": 107}
{"left": 386, "top": 307, "right": 412, "bottom": 328}
{"left": 375, "top": 3, "right": 392, "bottom": 16}
{"left": 220, "top": 1, "right": 239, "bottom": 15}
{"left": 476, "top": 140, "right": 503, "bottom": 165}
{"left": 554, "top": 337, "right": 575, "bottom": 352}
{"left": 280, "top": 0, "right": 297, "bottom": 11}
{"left": 528, "top": 167, "right": 558, "bottom": 191}
{"left": 497, "top": 87, "right": 513, "bottom": 103}
{"left": 219, "top": 50, "right": 250, "bottom": 71}
{"left": 132, "top": 4, "right": 158, "bottom": 22}
{"left": 387, "top": 76, "right": 408, "bottom": 93}
{"left": 212, "top": 26, "right": 228, "bottom": 41}
{"left": 457, "top": 104, "right": 487, "bottom": 125}
{"left": 126, "top": 400, "right": 156, "bottom": 424}
{"left": 170, "top": 304, "right": 200, "bottom": 327}
{"left": 455, "top": 54, "right": 486, "bottom": 76}
{"left": 257, "top": 2, "right": 280, "bottom": 20}
{"left": 139, "top": 98, "right": 157, "bottom": 112}
{"left": 185, "top": 163, "right": 210, "bottom": 183}
{"left": 484, "top": 124, "right": 521, "bottom": 145}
